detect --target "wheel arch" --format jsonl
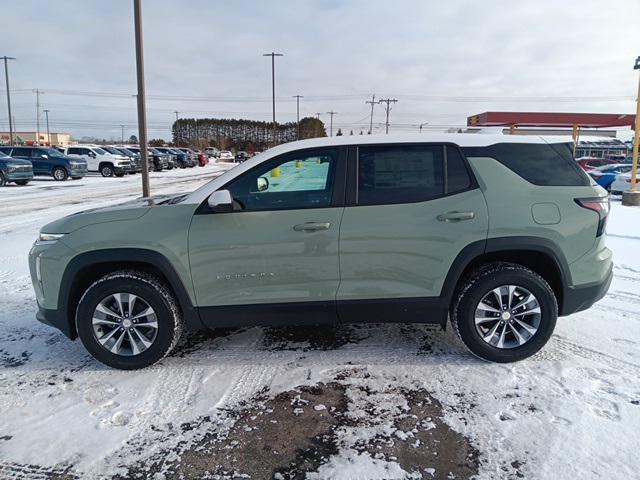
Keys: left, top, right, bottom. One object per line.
{"left": 442, "top": 237, "right": 570, "bottom": 316}
{"left": 60, "top": 248, "right": 201, "bottom": 339}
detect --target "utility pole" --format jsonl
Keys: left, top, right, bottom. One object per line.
{"left": 262, "top": 52, "right": 283, "bottom": 145}
{"left": 1, "top": 56, "right": 15, "bottom": 144}
{"left": 623, "top": 55, "right": 640, "bottom": 206}
{"left": 133, "top": 0, "right": 150, "bottom": 197}
{"left": 293, "top": 95, "right": 303, "bottom": 140}
{"left": 120, "top": 124, "right": 125, "bottom": 145}
{"left": 365, "top": 94, "right": 376, "bottom": 134}
{"left": 326, "top": 111, "right": 337, "bottom": 136}
{"left": 174, "top": 111, "right": 179, "bottom": 122}
{"left": 34, "top": 89, "right": 42, "bottom": 144}
{"left": 315, "top": 112, "right": 321, "bottom": 119}
{"left": 419, "top": 122, "right": 428, "bottom": 133}
{"left": 378, "top": 98, "right": 397, "bottom": 134}
{"left": 43, "top": 109, "right": 51, "bottom": 145}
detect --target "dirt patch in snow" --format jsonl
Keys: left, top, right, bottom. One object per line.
{"left": 122, "top": 374, "right": 480, "bottom": 479}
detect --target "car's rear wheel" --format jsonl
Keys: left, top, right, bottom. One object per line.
{"left": 451, "top": 262, "right": 557, "bottom": 363}
{"left": 76, "top": 271, "right": 184, "bottom": 370}
{"left": 52, "top": 167, "right": 68, "bottom": 181}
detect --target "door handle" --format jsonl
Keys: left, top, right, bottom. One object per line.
{"left": 293, "top": 222, "right": 331, "bottom": 232}
{"left": 437, "top": 211, "right": 475, "bottom": 222}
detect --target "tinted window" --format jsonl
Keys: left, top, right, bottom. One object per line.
{"left": 226, "top": 149, "right": 338, "bottom": 211}
{"left": 67, "top": 147, "right": 80, "bottom": 154}
{"left": 357, "top": 145, "right": 444, "bottom": 206}
{"left": 462, "top": 143, "right": 590, "bottom": 187}
{"left": 10, "top": 147, "right": 30, "bottom": 157}
{"left": 446, "top": 145, "right": 472, "bottom": 194}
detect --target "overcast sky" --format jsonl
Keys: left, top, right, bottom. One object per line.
{"left": 1, "top": 0, "right": 639, "bottom": 141}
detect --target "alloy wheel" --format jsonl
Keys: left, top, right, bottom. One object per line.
{"left": 474, "top": 285, "right": 541, "bottom": 349}
{"left": 91, "top": 292, "right": 158, "bottom": 356}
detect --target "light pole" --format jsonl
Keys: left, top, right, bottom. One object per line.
{"left": 43, "top": 109, "right": 51, "bottom": 145}
{"left": 623, "top": 55, "right": 640, "bottom": 206}
{"left": 120, "top": 124, "right": 125, "bottom": 145}
{"left": 1, "top": 56, "right": 15, "bottom": 144}
{"left": 419, "top": 122, "right": 428, "bottom": 133}
{"left": 263, "top": 52, "right": 283, "bottom": 145}
{"left": 133, "top": 0, "right": 150, "bottom": 197}
{"left": 326, "top": 111, "right": 337, "bottom": 136}
{"left": 293, "top": 95, "right": 303, "bottom": 140}
{"left": 365, "top": 94, "right": 376, "bottom": 134}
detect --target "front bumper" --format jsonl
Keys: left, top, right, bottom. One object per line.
{"left": 69, "top": 166, "right": 88, "bottom": 177}
{"left": 6, "top": 170, "right": 34, "bottom": 181}
{"left": 37, "top": 306, "right": 75, "bottom": 339}
{"left": 560, "top": 264, "right": 613, "bottom": 316}
{"left": 113, "top": 165, "right": 131, "bottom": 174}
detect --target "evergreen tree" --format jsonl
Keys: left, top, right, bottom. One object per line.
{"left": 128, "top": 135, "right": 138, "bottom": 144}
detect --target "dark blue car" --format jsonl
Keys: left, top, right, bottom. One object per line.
{"left": 0, "top": 146, "right": 87, "bottom": 181}
{"left": 588, "top": 163, "right": 633, "bottom": 191}
{"left": 0, "top": 150, "right": 34, "bottom": 187}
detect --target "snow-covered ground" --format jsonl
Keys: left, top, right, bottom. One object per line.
{"left": 0, "top": 169, "right": 638, "bottom": 479}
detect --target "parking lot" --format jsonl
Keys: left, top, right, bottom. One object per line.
{"left": 0, "top": 168, "right": 638, "bottom": 479}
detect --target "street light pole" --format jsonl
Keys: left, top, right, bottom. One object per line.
{"left": 133, "top": 0, "right": 150, "bottom": 197}
{"left": 263, "top": 52, "right": 283, "bottom": 145}
{"left": 293, "top": 95, "right": 303, "bottom": 140}
{"left": 120, "top": 125, "right": 125, "bottom": 145}
{"left": 43, "top": 109, "right": 51, "bottom": 145}
{"left": 1, "top": 56, "right": 15, "bottom": 144}
{"left": 623, "top": 56, "right": 640, "bottom": 205}
{"left": 419, "top": 122, "right": 428, "bottom": 133}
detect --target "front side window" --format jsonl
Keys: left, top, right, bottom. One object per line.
{"left": 357, "top": 145, "right": 444, "bottom": 206}
{"left": 226, "top": 149, "right": 338, "bottom": 211}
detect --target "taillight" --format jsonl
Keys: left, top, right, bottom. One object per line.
{"left": 575, "top": 197, "right": 610, "bottom": 237}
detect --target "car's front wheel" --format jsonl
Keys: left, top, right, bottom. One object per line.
{"left": 0, "top": 172, "right": 5, "bottom": 187}
{"left": 100, "top": 164, "right": 114, "bottom": 177}
{"left": 451, "top": 262, "right": 557, "bottom": 363}
{"left": 76, "top": 271, "right": 183, "bottom": 369}
{"left": 52, "top": 167, "right": 68, "bottom": 181}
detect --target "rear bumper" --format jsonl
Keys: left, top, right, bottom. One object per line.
{"left": 560, "top": 264, "right": 612, "bottom": 316}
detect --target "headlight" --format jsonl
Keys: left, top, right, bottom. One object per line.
{"left": 7, "top": 165, "right": 16, "bottom": 172}
{"left": 37, "top": 233, "right": 65, "bottom": 244}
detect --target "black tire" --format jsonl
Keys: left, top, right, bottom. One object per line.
{"left": 52, "top": 167, "right": 68, "bottom": 181}
{"left": 76, "top": 270, "right": 184, "bottom": 370}
{"left": 100, "top": 164, "right": 114, "bottom": 177}
{"left": 15, "top": 180, "right": 30, "bottom": 186}
{"left": 0, "top": 172, "right": 5, "bottom": 187}
{"left": 451, "top": 262, "right": 557, "bottom": 363}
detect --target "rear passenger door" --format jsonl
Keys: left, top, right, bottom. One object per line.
{"left": 10, "top": 148, "right": 39, "bottom": 172}
{"left": 337, "top": 143, "right": 488, "bottom": 322}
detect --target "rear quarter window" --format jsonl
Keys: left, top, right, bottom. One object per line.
{"left": 462, "top": 142, "right": 590, "bottom": 187}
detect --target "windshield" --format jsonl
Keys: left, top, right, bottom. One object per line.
{"left": 93, "top": 147, "right": 107, "bottom": 155}
{"left": 0, "top": 151, "right": 9, "bottom": 159}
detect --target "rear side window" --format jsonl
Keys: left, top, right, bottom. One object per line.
{"left": 446, "top": 145, "right": 472, "bottom": 194}
{"left": 462, "top": 142, "right": 590, "bottom": 186}
{"left": 67, "top": 147, "right": 80, "bottom": 154}
{"left": 357, "top": 145, "right": 444, "bottom": 205}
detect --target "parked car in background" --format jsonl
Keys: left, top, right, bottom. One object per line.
{"left": 150, "top": 148, "right": 176, "bottom": 170}
{"left": 127, "top": 147, "right": 167, "bottom": 171}
{"left": 0, "top": 146, "right": 87, "bottom": 181}
{"left": 218, "top": 150, "right": 234, "bottom": 162}
{"left": 235, "top": 151, "right": 250, "bottom": 163}
{"left": 610, "top": 171, "right": 636, "bottom": 195}
{"left": 30, "top": 134, "right": 611, "bottom": 369}
{"left": 588, "top": 164, "right": 633, "bottom": 191}
{"left": 101, "top": 146, "right": 142, "bottom": 174}
{"left": 205, "top": 147, "right": 220, "bottom": 159}
{"left": 155, "top": 147, "right": 192, "bottom": 168}
{"left": 114, "top": 146, "right": 146, "bottom": 172}
{"left": 66, "top": 145, "right": 131, "bottom": 177}
{"left": 171, "top": 148, "right": 197, "bottom": 167}
{"left": 576, "top": 157, "right": 618, "bottom": 171}
{"left": 0, "top": 150, "right": 33, "bottom": 187}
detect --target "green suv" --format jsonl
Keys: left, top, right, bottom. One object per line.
{"left": 29, "top": 134, "right": 612, "bottom": 369}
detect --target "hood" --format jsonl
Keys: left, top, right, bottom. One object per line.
{"left": 40, "top": 195, "right": 174, "bottom": 234}
{"left": 3, "top": 158, "right": 32, "bottom": 166}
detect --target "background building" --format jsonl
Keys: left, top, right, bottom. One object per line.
{"left": 0, "top": 131, "right": 71, "bottom": 147}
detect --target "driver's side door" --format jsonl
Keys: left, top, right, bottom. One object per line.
{"left": 188, "top": 147, "right": 346, "bottom": 328}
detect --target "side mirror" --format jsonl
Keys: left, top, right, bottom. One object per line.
{"left": 41, "top": 154, "right": 48, "bottom": 159}
{"left": 257, "top": 176, "right": 269, "bottom": 192}
{"left": 207, "top": 189, "right": 234, "bottom": 213}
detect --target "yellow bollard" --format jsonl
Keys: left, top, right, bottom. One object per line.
{"left": 271, "top": 167, "right": 281, "bottom": 178}
{"left": 295, "top": 160, "right": 303, "bottom": 168}
{"left": 316, "top": 158, "right": 321, "bottom": 164}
